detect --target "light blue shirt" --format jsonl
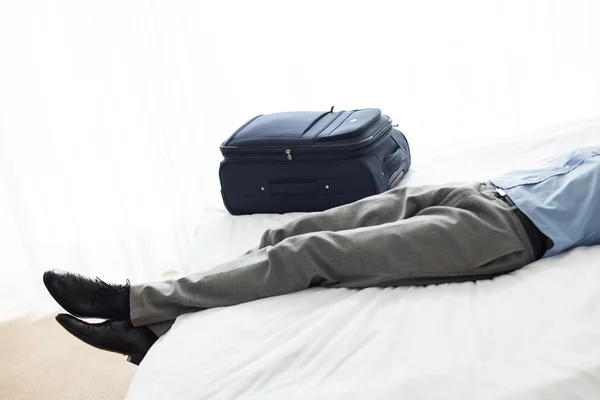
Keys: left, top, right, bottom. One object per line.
{"left": 490, "top": 146, "right": 600, "bottom": 258}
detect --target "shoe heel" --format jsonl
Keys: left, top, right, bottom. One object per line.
{"left": 127, "top": 353, "right": 144, "bottom": 366}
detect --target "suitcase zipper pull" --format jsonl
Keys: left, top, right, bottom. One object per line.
{"left": 286, "top": 149, "right": 292, "bottom": 161}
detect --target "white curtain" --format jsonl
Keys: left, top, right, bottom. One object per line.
{"left": 1, "top": 0, "right": 600, "bottom": 320}
{"left": 0, "top": 1, "right": 210, "bottom": 319}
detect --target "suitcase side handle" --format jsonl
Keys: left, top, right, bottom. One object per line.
{"left": 269, "top": 181, "right": 318, "bottom": 196}
{"left": 301, "top": 109, "right": 336, "bottom": 135}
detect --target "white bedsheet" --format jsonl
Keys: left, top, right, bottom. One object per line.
{"left": 127, "top": 119, "right": 600, "bottom": 400}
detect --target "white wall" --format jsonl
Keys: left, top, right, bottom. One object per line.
{"left": 0, "top": 0, "right": 599, "bottom": 319}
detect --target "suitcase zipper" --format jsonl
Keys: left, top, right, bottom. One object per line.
{"left": 222, "top": 121, "right": 392, "bottom": 161}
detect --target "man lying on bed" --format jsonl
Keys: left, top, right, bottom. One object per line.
{"left": 43, "top": 146, "right": 600, "bottom": 365}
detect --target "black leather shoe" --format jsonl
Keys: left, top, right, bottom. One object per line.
{"left": 43, "top": 270, "right": 130, "bottom": 320}
{"left": 55, "top": 314, "right": 157, "bottom": 365}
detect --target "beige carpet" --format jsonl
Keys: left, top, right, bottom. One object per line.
{"left": 0, "top": 313, "right": 137, "bottom": 400}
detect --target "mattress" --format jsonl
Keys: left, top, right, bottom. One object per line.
{"left": 127, "top": 119, "right": 600, "bottom": 400}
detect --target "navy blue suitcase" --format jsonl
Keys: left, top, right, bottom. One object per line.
{"left": 219, "top": 108, "right": 411, "bottom": 215}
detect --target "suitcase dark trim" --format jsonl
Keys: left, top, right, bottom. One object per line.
{"left": 220, "top": 189, "right": 237, "bottom": 215}
{"left": 221, "top": 121, "right": 392, "bottom": 160}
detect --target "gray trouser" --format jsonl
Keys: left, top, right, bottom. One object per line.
{"left": 131, "top": 182, "right": 535, "bottom": 337}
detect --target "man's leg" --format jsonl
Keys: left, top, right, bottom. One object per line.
{"left": 142, "top": 184, "right": 450, "bottom": 336}
{"left": 146, "top": 320, "right": 174, "bottom": 337}
{"left": 250, "top": 184, "right": 454, "bottom": 251}
{"left": 130, "top": 182, "right": 536, "bottom": 327}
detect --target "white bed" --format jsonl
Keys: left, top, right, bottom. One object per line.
{"left": 127, "top": 119, "right": 600, "bottom": 400}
